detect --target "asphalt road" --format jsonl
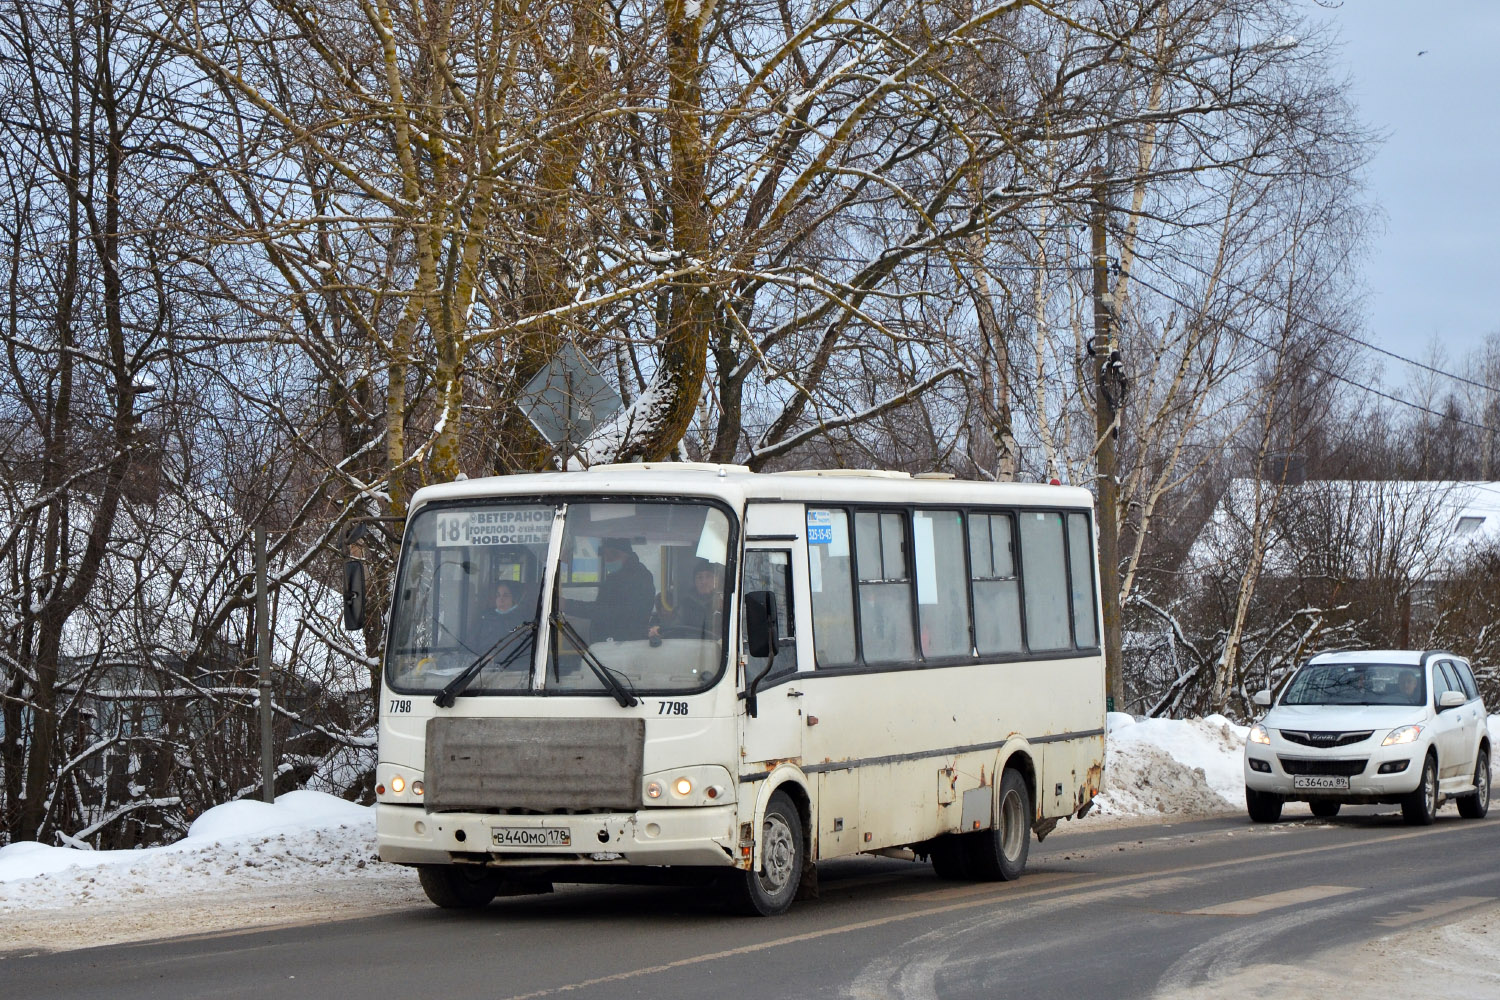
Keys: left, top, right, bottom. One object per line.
{"left": 9, "top": 808, "right": 1498, "bottom": 1000}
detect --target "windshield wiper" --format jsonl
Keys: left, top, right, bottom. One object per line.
{"left": 551, "top": 613, "right": 639, "bottom": 708}
{"left": 433, "top": 621, "right": 534, "bottom": 708}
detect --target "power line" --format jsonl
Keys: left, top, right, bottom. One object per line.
{"left": 1140, "top": 256, "right": 1499, "bottom": 396}
{"left": 1125, "top": 270, "right": 1497, "bottom": 434}
{"left": 1126, "top": 270, "right": 1500, "bottom": 508}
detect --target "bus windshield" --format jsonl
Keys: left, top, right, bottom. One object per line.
{"left": 386, "top": 499, "right": 732, "bottom": 696}
{"left": 551, "top": 501, "right": 731, "bottom": 696}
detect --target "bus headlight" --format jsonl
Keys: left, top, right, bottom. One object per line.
{"left": 641, "top": 766, "right": 735, "bottom": 807}
{"left": 377, "top": 764, "right": 425, "bottom": 802}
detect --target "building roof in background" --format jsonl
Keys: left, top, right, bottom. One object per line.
{"left": 1187, "top": 479, "right": 1500, "bottom": 582}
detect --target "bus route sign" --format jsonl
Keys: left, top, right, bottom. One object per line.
{"left": 435, "top": 507, "right": 552, "bottom": 547}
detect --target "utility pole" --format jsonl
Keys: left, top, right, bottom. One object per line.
{"left": 255, "top": 525, "right": 276, "bottom": 803}
{"left": 1090, "top": 170, "right": 1125, "bottom": 713}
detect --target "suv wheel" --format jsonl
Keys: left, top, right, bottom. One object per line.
{"left": 1246, "top": 787, "right": 1283, "bottom": 823}
{"left": 1401, "top": 754, "right": 1439, "bottom": 825}
{"left": 1457, "top": 748, "right": 1490, "bottom": 820}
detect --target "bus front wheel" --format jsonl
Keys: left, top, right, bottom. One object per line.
{"left": 964, "top": 768, "right": 1032, "bottom": 881}
{"left": 726, "top": 791, "right": 805, "bottom": 916}
{"left": 418, "top": 864, "right": 503, "bottom": 909}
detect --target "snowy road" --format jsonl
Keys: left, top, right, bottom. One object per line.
{"left": 6, "top": 810, "right": 1498, "bottom": 1000}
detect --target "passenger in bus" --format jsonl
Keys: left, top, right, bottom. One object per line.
{"left": 470, "top": 580, "right": 531, "bottom": 663}
{"left": 649, "top": 559, "right": 723, "bottom": 642}
{"left": 582, "top": 537, "right": 656, "bottom": 642}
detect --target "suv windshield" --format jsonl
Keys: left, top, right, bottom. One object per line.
{"left": 386, "top": 499, "right": 733, "bottom": 697}
{"left": 1281, "top": 663, "right": 1425, "bottom": 707}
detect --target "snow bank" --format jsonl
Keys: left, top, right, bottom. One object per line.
{"left": 1093, "top": 712, "right": 1500, "bottom": 821}
{"left": 0, "top": 791, "right": 375, "bottom": 913}
{"left": 1093, "top": 713, "right": 1249, "bottom": 817}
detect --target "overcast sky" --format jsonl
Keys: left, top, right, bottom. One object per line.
{"left": 1317, "top": 0, "right": 1500, "bottom": 389}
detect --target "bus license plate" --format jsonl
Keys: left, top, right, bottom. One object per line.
{"left": 1292, "top": 775, "right": 1349, "bottom": 791}
{"left": 491, "top": 827, "right": 571, "bottom": 848}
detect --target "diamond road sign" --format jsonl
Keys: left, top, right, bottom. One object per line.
{"left": 517, "top": 343, "right": 622, "bottom": 448}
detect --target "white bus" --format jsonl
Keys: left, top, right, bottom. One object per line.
{"left": 356, "top": 464, "right": 1105, "bottom": 915}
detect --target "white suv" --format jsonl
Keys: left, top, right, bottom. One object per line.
{"left": 1244, "top": 650, "right": 1490, "bottom": 824}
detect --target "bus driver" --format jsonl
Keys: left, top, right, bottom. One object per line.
{"left": 578, "top": 537, "right": 655, "bottom": 643}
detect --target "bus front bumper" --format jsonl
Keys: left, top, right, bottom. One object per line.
{"left": 377, "top": 803, "right": 741, "bottom": 868}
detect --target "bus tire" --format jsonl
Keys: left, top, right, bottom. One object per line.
{"left": 418, "top": 864, "right": 503, "bottom": 909}
{"left": 929, "top": 836, "right": 971, "bottom": 880}
{"left": 726, "top": 791, "right": 804, "bottom": 916}
{"left": 965, "top": 767, "right": 1031, "bottom": 882}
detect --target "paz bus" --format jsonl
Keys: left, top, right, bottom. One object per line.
{"left": 351, "top": 464, "right": 1105, "bottom": 915}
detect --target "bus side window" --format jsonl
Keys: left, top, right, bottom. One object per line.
{"left": 913, "top": 510, "right": 971, "bottom": 659}
{"left": 855, "top": 510, "right": 915, "bottom": 664}
{"left": 969, "top": 512, "right": 1022, "bottom": 655}
{"left": 1066, "top": 513, "right": 1098, "bottom": 648}
{"left": 1019, "top": 512, "right": 1070, "bottom": 650}
{"left": 808, "top": 509, "right": 857, "bottom": 666}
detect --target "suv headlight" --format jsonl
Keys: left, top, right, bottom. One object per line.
{"left": 1248, "top": 724, "right": 1272, "bottom": 745}
{"left": 1381, "top": 725, "right": 1423, "bottom": 746}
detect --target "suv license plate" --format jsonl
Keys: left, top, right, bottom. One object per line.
{"left": 491, "top": 827, "right": 571, "bottom": 848}
{"left": 1292, "top": 775, "right": 1349, "bottom": 791}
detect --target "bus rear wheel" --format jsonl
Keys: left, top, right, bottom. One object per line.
{"left": 964, "top": 768, "right": 1031, "bottom": 881}
{"left": 418, "top": 864, "right": 503, "bottom": 909}
{"left": 929, "top": 836, "right": 971, "bottom": 879}
{"left": 726, "top": 791, "right": 804, "bottom": 916}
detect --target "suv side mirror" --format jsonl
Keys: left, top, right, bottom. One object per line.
{"left": 1438, "top": 690, "right": 1467, "bottom": 710}
{"left": 744, "top": 591, "right": 778, "bottom": 659}
{"left": 1252, "top": 689, "right": 1272, "bottom": 708}
{"left": 343, "top": 559, "right": 366, "bottom": 631}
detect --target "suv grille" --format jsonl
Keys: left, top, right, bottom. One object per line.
{"left": 1279, "top": 730, "right": 1373, "bottom": 748}
{"left": 1279, "top": 757, "right": 1367, "bottom": 777}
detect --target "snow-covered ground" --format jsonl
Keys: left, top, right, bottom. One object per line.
{"left": 3, "top": 716, "right": 1498, "bottom": 996}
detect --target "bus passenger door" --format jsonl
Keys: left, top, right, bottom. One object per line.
{"left": 739, "top": 546, "right": 803, "bottom": 775}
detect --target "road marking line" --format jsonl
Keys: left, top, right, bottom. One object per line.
{"left": 1375, "top": 895, "right": 1494, "bottom": 928}
{"left": 1187, "top": 884, "right": 1358, "bottom": 916}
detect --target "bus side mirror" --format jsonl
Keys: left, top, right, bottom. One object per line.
{"left": 343, "top": 559, "right": 366, "bottom": 631}
{"left": 744, "top": 591, "right": 778, "bottom": 658}
{"left": 743, "top": 591, "right": 779, "bottom": 718}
